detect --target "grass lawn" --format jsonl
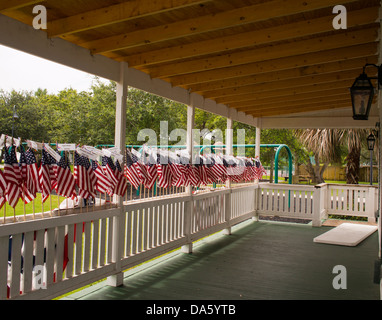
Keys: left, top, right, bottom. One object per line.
{"left": 2, "top": 193, "right": 66, "bottom": 218}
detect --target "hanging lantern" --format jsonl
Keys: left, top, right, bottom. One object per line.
{"left": 350, "top": 72, "right": 375, "bottom": 120}
{"left": 367, "top": 133, "right": 376, "bottom": 151}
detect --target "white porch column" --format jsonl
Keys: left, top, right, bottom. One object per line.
{"left": 226, "top": 116, "right": 233, "bottom": 188}
{"left": 223, "top": 115, "right": 234, "bottom": 235}
{"left": 255, "top": 127, "right": 261, "bottom": 159}
{"left": 255, "top": 126, "right": 261, "bottom": 184}
{"left": 107, "top": 61, "right": 128, "bottom": 287}
{"left": 181, "top": 94, "right": 195, "bottom": 254}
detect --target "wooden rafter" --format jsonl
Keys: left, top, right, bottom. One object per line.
{"left": 169, "top": 42, "right": 377, "bottom": 87}
{"left": 190, "top": 56, "right": 377, "bottom": 93}
{"left": 0, "top": 0, "right": 43, "bottom": 12}
{"left": 246, "top": 102, "right": 351, "bottom": 117}
{"left": 230, "top": 91, "right": 350, "bottom": 111}
{"left": 120, "top": 6, "right": 378, "bottom": 67}
{"left": 146, "top": 27, "right": 377, "bottom": 78}
{"left": 47, "top": 0, "right": 209, "bottom": 38}
{"left": 235, "top": 94, "right": 350, "bottom": 112}
{"left": 202, "top": 69, "right": 360, "bottom": 99}
{"left": 82, "top": 0, "right": 360, "bottom": 54}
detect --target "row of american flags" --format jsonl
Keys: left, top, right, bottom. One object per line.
{"left": 0, "top": 144, "right": 266, "bottom": 211}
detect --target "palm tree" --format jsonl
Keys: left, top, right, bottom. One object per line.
{"left": 295, "top": 129, "right": 371, "bottom": 184}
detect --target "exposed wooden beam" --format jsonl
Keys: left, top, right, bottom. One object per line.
{"left": 83, "top": 0, "right": 359, "bottom": 54}
{"left": 190, "top": 56, "right": 377, "bottom": 93}
{"left": 260, "top": 115, "right": 378, "bottom": 129}
{"left": 236, "top": 95, "right": 350, "bottom": 113}
{"left": 120, "top": 6, "right": 378, "bottom": 67}
{"left": 0, "top": 0, "right": 43, "bottom": 12}
{"left": 202, "top": 69, "right": 359, "bottom": 99}
{"left": 147, "top": 27, "right": 377, "bottom": 78}
{"left": 215, "top": 79, "right": 352, "bottom": 104}
{"left": 47, "top": 0, "right": 209, "bottom": 37}
{"left": 228, "top": 89, "right": 349, "bottom": 109}
{"left": 246, "top": 102, "right": 351, "bottom": 117}
{"left": 169, "top": 43, "right": 377, "bottom": 86}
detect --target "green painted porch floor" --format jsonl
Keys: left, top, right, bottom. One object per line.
{"left": 63, "top": 220, "right": 380, "bottom": 300}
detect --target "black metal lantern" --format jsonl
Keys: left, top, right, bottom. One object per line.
{"left": 350, "top": 72, "right": 375, "bottom": 120}
{"left": 367, "top": 133, "right": 376, "bottom": 151}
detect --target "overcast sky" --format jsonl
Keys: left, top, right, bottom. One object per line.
{"left": 0, "top": 44, "right": 108, "bottom": 94}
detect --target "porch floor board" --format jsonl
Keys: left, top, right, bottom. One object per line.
{"left": 63, "top": 220, "right": 380, "bottom": 300}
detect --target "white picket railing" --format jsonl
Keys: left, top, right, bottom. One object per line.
{"left": 257, "top": 183, "right": 315, "bottom": 220}
{"left": 326, "top": 184, "right": 377, "bottom": 222}
{"left": 0, "top": 185, "right": 256, "bottom": 300}
{"left": 0, "top": 182, "right": 378, "bottom": 300}
{"left": 257, "top": 183, "right": 378, "bottom": 224}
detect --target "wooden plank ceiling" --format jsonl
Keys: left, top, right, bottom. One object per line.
{"left": 0, "top": 0, "right": 380, "bottom": 118}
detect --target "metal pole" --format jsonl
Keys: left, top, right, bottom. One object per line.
{"left": 370, "top": 149, "right": 373, "bottom": 185}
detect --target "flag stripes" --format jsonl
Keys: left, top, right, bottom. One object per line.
{"left": 0, "top": 144, "right": 266, "bottom": 213}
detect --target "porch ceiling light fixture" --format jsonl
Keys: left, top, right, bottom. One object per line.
{"left": 350, "top": 64, "right": 382, "bottom": 120}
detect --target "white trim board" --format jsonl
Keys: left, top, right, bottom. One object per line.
{"left": 313, "top": 223, "right": 378, "bottom": 246}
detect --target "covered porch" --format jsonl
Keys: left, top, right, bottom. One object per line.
{"left": 63, "top": 219, "right": 379, "bottom": 300}
{"left": 0, "top": 0, "right": 381, "bottom": 301}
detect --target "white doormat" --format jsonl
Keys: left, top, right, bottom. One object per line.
{"left": 313, "top": 223, "right": 378, "bottom": 246}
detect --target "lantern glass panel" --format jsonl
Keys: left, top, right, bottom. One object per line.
{"left": 350, "top": 74, "right": 375, "bottom": 120}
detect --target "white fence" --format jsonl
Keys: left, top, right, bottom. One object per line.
{"left": 0, "top": 185, "right": 256, "bottom": 300}
{"left": 257, "top": 183, "right": 378, "bottom": 224}
{"left": 0, "top": 183, "right": 378, "bottom": 300}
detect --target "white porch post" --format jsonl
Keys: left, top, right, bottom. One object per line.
{"left": 107, "top": 62, "right": 128, "bottom": 287}
{"left": 223, "top": 115, "right": 234, "bottom": 235}
{"left": 255, "top": 127, "right": 261, "bottom": 160}
{"left": 181, "top": 94, "right": 195, "bottom": 253}
{"left": 253, "top": 126, "right": 262, "bottom": 221}
{"left": 255, "top": 125, "right": 261, "bottom": 184}
{"left": 226, "top": 116, "right": 233, "bottom": 188}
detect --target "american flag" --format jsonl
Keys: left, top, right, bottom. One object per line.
{"left": 55, "top": 152, "right": 76, "bottom": 199}
{"left": 91, "top": 160, "right": 112, "bottom": 194}
{"left": 102, "top": 156, "right": 118, "bottom": 195}
{"left": 196, "top": 156, "right": 208, "bottom": 186}
{"left": 205, "top": 156, "right": 218, "bottom": 184}
{"left": 113, "top": 160, "right": 128, "bottom": 196}
{"left": 0, "top": 159, "right": 7, "bottom": 210}
{"left": 157, "top": 155, "right": 173, "bottom": 188}
{"left": 124, "top": 151, "right": 141, "bottom": 189}
{"left": 253, "top": 157, "right": 266, "bottom": 180}
{"left": 168, "top": 160, "right": 182, "bottom": 187}
{"left": 187, "top": 165, "right": 199, "bottom": 187}
{"left": 142, "top": 152, "right": 158, "bottom": 189}
{"left": 210, "top": 155, "right": 226, "bottom": 183}
{"left": 74, "top": 152, "right": 96, "bottom": 199}
{"left": 18, "top": 147, "right": 35, "bottom": 204}
{"left": 25, "top": 148, "right": 40, "bottom": 197}
{"left": 39, "top": 149, "right": 54, "bottom": 203}
{"left": 3, "top": 146, "right": 21, "bottom": 208}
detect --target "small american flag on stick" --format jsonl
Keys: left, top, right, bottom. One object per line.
{"left": 92, "top": 160, "right": 112, "bottom": 194}
{"left": 74, "top": 152, "right": 96, "bottom": 199}
{"left": 19, "top": 147, "right": 35, "bottom": 204}
{"left": 3, "top": 146, "right": 21, "bottom": 208}
{"left": 39, "top": 149, "right": 54, "bottom": 203}
{"left": 56, "top": 152, "right": 76, "bottom": 199}
{"left": 25, "top": 148, "right": 40, "bottom": 196}
{"left": 114, "top": 160, "right": 128, "bottom": 197}
{"left": 124, "top": 150, "right": 141, "bottom": 189}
